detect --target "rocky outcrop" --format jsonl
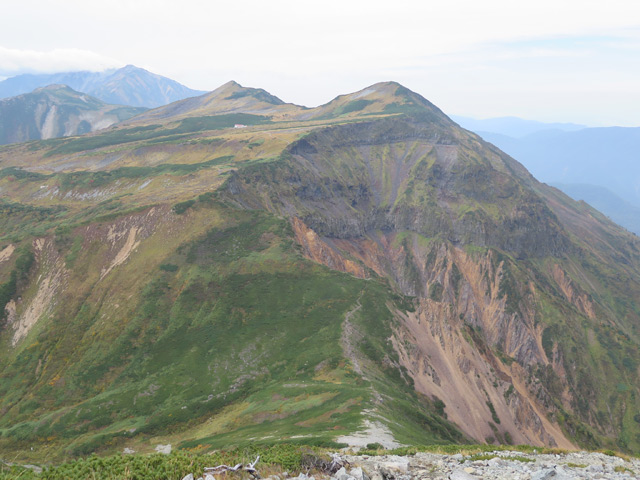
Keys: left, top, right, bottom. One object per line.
{"left": 392, "top": 302, "right": 571, "bottom": 448}
{"left": 291, "top": 217, "right": 366, "bottom": 278}
{"left": 340, "top": 451, "right": 640, "bottom": 480}
{"left": 550, "top": 264, "right": 596, "bottom": 320}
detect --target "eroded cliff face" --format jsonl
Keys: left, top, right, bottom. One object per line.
{"left": 392, "top": 305, "right": 571, "bottom": 448}
{"left": 381, "top": 242, "right": 571, "bottom": 447}
{"left": 2, "top": 205, "right": 190, "bottom": 350}
{"left": 224, "top": 116, "right": 570, "bottom": 259}
{"left": 9, "top": 237, "right": 68, "bottom": 346}
{"left": 291, "top": 217, "right": 366, "bottom": 279}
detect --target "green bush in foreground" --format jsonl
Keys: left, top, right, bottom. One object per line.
{"left": 0, "top": 444, "right": 324, "bottom": 480}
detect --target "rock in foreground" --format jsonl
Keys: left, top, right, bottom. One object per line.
{"left": 275, "top": 451, "right": 640, "bottom": 480}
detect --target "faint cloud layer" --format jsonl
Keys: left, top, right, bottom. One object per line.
{"left": 0, "top": 47, "right": 122, "bottom": 76}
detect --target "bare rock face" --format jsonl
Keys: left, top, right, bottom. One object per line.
{"left": 290, "top": 216, "right": 366, "bottom": 278}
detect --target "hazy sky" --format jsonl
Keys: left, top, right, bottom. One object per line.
{"left": 1, "top": 0, "right": 639, "bottom": 126}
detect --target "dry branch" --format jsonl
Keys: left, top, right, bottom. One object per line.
{"left": 181, "top": 455, "right": 261, "bottom": 480}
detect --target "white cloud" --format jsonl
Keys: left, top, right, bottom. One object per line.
{"left": 0, "top": 47, "right": 122, "bottom": 76}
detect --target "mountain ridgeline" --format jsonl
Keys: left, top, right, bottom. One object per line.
{"left": 0, "top": 81, "right": 639, "bottom": 462}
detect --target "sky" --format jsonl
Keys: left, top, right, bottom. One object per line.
{"left": 1, "top": 0, "right": 639, "bottom": 126}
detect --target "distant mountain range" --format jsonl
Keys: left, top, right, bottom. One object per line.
{"left": 456, "top": 116, "right": 640, "bottom": 234}
{"left": 0, "top": 65, "right": 206, "bottom": 108}
{"left": 0, "top": 84, "right": 146, "bottom": 145}
{"left": 550, "top": 182, "right": 640, "bottom": 235}
{"left": 477, "top": 127, "right": 640, "bottom": 205}
{"left": 451, "top": 115, "right": 586, "bottom": 138}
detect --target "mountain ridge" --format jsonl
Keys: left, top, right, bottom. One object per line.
{"left": 0, "top": 81, "right": 638, "bottom": 460}
{"left": 123, "top": 80, "right": 456, "bottom": 128}
{"left": 125, "top": 80, "right": 297, "bottom": 124}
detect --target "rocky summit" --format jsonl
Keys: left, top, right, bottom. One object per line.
{"left": 0, "top": 81, "right": 639, "bottom": 462}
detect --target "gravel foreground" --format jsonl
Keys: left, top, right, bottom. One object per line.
{"left": 264, "top": 450, "right": 640, "bottom": 480}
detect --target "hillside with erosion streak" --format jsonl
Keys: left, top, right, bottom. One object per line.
{"left": 0, "top": 81, "right": 639, "bottom": 462}
{"left": 0, "top": 85, "right": 146, "bottom": 145}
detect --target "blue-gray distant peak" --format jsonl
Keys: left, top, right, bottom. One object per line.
{"left": 452, "top": 115, "right": 586, "bottom": 138}
{"left": 0, "top": 65, "right": 206, "bottom": 108}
